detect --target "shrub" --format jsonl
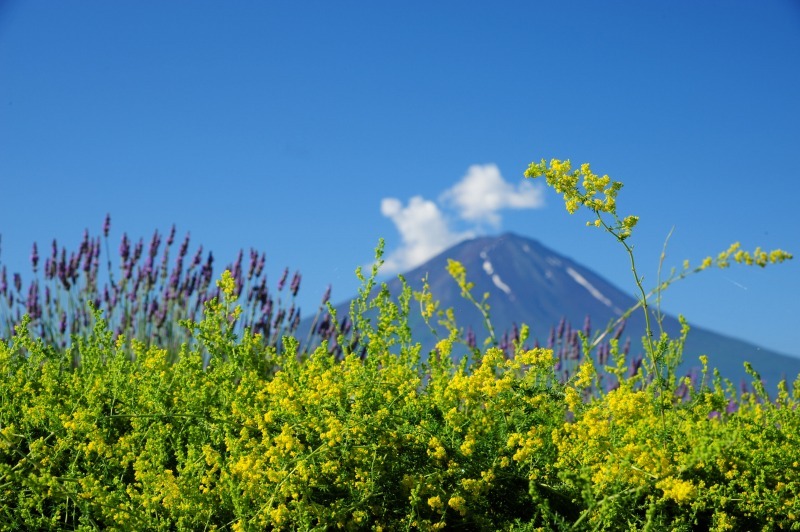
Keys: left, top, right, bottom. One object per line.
{"left": 0, "top": 159, "right": 796, "bottom": 530}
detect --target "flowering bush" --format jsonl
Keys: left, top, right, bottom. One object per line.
{"left": 0, "top": 159, "right": 797, "bottom": 530}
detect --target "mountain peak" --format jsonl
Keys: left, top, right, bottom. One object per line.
{"left": 319, "top": 232, "right": 800, "bottom": 392}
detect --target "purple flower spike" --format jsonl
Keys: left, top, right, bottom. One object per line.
{"left": 59, "top": 311, "right": 67, "bottom": 335}
{"left": 167, "top": 224, "right": 176, "bottom": 247}
{"left": 179, "top": 233, "right": 190, "bottom": 260}
{"left": 133, "top": 238, "right": 144, "bottom": 263}
{"left": 191, "top": 246, "right": 203, "bottom": 268}
{"left": 103, "top": 214, "right": 111, "bottom": 237}
{"left": 13, "top": 273, "right": 22, "bottom": 293}
{"left": 120, "top": 234, "right": 130, "bottom": 262}
{"left": 466, "top": 326, "right": 476, "bottom": 349}
{"left": 628, "top": 356, "right": 643, "bottom": 377}
{"left": 583, "top": 315, "right": 591, "bottom": 339}
{"left": 290, "top": 271, "right": 301, "bottom": 297}
{"left": 613, "top": 320, "right": 626, "bottom": 340}
{"left": 277, "top": 267, "right": 289, "bottom": 291}
{"left": 80, "top": 229, "right": 90, "bottom": 256}
{"left": 31, "top": 243, "right": 39, "bottom": 272}
{"left": 248, "top": 249, "right": 258, "bottom": 280}
{"left": 0, "top": 266, "right": 6, "bottom": 296}
{"left": 27, "top": 281, "right": 41, "bottom": 320}
{"left": 726, "top": 398, "right": 738, "bottom": 414}
{"left": 148, "top": 231, "right": 161, "bottom": 260}
{"left": 708, "top": 411, "right": 721, "bottom": 420}
{"left": 255, "top": 253, "right": 265, "bottom": 277}
{"left": 556, "top": 317, "right": 566, "bottom": 340}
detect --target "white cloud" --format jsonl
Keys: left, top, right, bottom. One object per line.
{"left": 379, "top": 196, "right": 473, "bottom": 274}
{"left": 378, "top": 164, "right": 544, "bottom": 274}
{"left": 440, "top": 164, "right": 545, "bottom": 227}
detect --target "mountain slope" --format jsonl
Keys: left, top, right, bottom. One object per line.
{"left": 321, "top": 233, "right": 800, "bottom": 392}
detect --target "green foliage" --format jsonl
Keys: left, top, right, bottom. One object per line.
{"left": 0, "top": 158, "right": 797, "bottom": 530}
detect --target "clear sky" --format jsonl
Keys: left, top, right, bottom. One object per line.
{"left": 1, "top": 1, "right": 799, "bottom": 357}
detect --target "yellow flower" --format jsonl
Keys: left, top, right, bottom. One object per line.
{"left": 448, "top": 495, "right": 467, "bottom": 516}
{"left": 427, "top": 495, "right": 443, "bottom": 510}
{"left": 657, "top": 477, "right": 696, "bottom": 504}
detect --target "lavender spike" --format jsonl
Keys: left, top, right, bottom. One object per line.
{"left": 31, "top": 243, "right": 39, "bottom": 272}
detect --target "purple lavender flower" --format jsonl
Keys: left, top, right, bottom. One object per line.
{"left": 120, "top": 234, "right": 130, "bottom": 263}
{"left": 13, "top": 273, "right": 22, "bottom": 293}
{"left": 59, "top": 311, "right": 67, "bottom": 335}
{"left": 547, "top": 326, "right": 555, "bottom": 348}
{"left": 80, "top": 229, "right": 90, "bottom": 256}
{"left": 27, "top": 281, "right": 40, "bottom": 320}
{"left": 628, "top": 356, "right": 643, "bottom": 377}
{"left": 51, "top": 255, "right": 59, "bottom": 279}
{"left": 290, "top": 271, "right": 301, "bottom": 297}
{"left": 613, "top": 320, "right": 626, "bottom": 340}
{"left": 67, "top": 252, "right": 79, "bottom": 282}
{"left": 248, "top": 249, "right": 258, "bottom": 280}
{"left": 31, "top": 243, "right": 39, "bottom": 272}
{"left": 466, "top": 326, "right": 476, "bottom": 349}
{"left": 726, "top": 398, "right": 738, "bottom": 414}
{"left": 83, "top": 240, "right": 93, "bottom": 273}
{"left": 255, "top": 252, "right": 265, "bottom": 277}
{"left": 191, "top": 246, "right": 203, "bottom": 268}
{"left": 148, "top": 300, "right": 159, "bottom": 319}
{"left": 232, "top": 249, "right": 243, "bottom": 283}
{"left": 103, "top": 213, "right": 111, "bottom": 237}
{"left": 178, "top": 233, "right": 190, "bottom": 260}
{"left": 166, "top": 224, "right": 176, "bottom": 247}
{"left": 583, "top": 315, "right": 591, "bottom": 339}
{"left": 273, "top": 308, "right": 285, "bottom": 328}
{"left": 0, "top": 266, "right": 6, "bottom": 296}
{"left": 596, "top": 343, "right": 606, "bottom": 365}
{"left": 556, "top": 317, "right": 566, "bottom": 340}
{"left": 169, "top": 267, "right": 180, "bottom": 292}
{"left": 58, "top": 249, "right": 70, "bottom": 289}
{"left": 277, "top": 267, "right": 289, "bottom": 291}
{"left": 708, "top": 411, "right": 721, "bottom": 420}
{"left": 148, "top": 230, "right": 161, "bottom": 261}
{"left": 132, "top": 238, "right": 143, "bottom": 263}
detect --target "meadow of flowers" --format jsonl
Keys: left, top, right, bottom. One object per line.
{"left": 0, "top": 159, "right": 797, "bottom": 531}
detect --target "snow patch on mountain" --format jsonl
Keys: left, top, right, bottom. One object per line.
{"left": 481, "top": 253, "right": 512, "bottom": 296}
{"left": 566, "top": 267, "right": 613, "bottom": 308}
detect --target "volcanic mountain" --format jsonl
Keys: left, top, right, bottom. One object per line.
{"left": 319, "top": 233, "right": 800, "bottom": 392}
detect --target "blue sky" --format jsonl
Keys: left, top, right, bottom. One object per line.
{"left": 1, "top": 1, "right": 799, "bottom": 357}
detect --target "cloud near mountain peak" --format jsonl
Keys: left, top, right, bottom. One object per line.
{"left": 379, "top": 164, "right": 545, "bottom": 274}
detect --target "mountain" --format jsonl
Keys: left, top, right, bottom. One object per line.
{"left": 315, "top": 233, "right": 800, "bottom": 393}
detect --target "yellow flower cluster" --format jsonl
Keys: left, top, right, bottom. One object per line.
{"left": 687, "top": 241, "right": 794, "bottom": 271}
{"left": 525, "top": 158, "right": 623, "bottom": 215}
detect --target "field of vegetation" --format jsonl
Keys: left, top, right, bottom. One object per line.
{"left": 1, "top": 159, "right": 797, "bottom": 530}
